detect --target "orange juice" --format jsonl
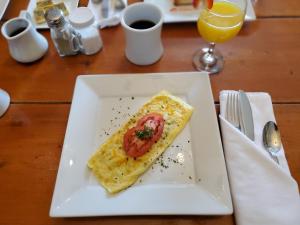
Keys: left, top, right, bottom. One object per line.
{"left": 197, "top": 1, "right": 244, "bottom": 43}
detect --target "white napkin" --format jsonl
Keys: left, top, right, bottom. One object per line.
{"left": 88, "top": 0, "right": 127, "bottom": 29}
{"left": 219, "top": 91, "right": 300, "bottom": 225}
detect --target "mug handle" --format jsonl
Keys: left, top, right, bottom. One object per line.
{"left": 19, "top": 10, "right": 35, "bottom": 28}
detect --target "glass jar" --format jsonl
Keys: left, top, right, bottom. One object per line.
{"left": 45, "top": 8, "right": 81, "bottom": 57}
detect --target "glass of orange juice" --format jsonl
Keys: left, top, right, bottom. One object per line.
{"left": 193, "top": 0, "right": 247, "bottom": 74}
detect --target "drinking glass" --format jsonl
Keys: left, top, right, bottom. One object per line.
{"left": 193, "top": 0, "right": 247, "bottom": 74}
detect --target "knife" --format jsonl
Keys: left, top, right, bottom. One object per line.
{"left": 239, "top": 90, "right": 255, "bottom": 141}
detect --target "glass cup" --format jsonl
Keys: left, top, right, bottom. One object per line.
{"left": 193, "top": 0, "right": 247, "bottom": 74}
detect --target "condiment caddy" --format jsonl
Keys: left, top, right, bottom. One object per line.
{"left": 45, "top": 7, "right": 103, "bottom": 56}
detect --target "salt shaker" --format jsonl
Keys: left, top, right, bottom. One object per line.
{"left": 69, "top": 7, "right": 103, "bottom": 55}
{"left": 45, "top": 8, "right": 81, "bottom": 57}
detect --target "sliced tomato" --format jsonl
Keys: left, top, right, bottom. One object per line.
{"left": 123, "top": 127, "right": 153, "bottom": 157}
{"left": 123, "top": 113, "right": 164, "bottom": 158}
{"left": 136, "top": 113, "right": 164, "bottom": 143}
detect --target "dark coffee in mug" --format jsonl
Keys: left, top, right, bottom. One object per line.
{"left": 129, "top": 20, "right": 156, "bottom": 30}
{"left": 121, "top": 2, "right": 164, "bottom": 65}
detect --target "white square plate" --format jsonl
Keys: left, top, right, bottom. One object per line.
{"left": 144, "top": 0, "right": 256, "bottom": 22}
{"left": 26, "top": 0, "right": 79, "bottom": 29}
{"left": 50, "top": 72, "right": 232, "bottom": 217}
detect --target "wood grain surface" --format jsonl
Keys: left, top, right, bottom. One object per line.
{"left": 0, "top": 0, "right": 299, "bottom": 103}
{"left": 254, "top": 0, "right": 300, "bottom": 17}
{"left": 0, "top": 19, "right": 299, "bottom": 103}
{"left": 0, "top": 0, "right": 299, "bottom": 225}
{"left": 0, "top": 104, "right": 299, "bottom": 225}
{"left": 2, "top": 0, "right": 300, "bottom": 20}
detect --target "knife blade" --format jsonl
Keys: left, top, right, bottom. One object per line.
{"left": 239, "top": 90, "right": 255, "bottom": 141}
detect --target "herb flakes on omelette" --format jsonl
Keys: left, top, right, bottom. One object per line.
{"left": 87, "top": 90, "right": 193, "bottom": 194}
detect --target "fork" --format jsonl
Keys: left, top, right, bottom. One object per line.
{"left": 226, "top": 92, "right": 240, "bottom": 130}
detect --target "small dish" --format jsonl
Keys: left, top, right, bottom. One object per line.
{"left": 144, "top": 0, "right": 256, "bottom": 23}
{"left": 26, "top": 0, "right": 79, "bottom": 29}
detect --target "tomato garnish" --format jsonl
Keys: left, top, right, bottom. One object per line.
{"left": 123, "top": 113, "right": 164, "bottom": 158}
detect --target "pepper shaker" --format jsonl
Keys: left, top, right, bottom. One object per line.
{"left": 45, "top": 8, "right": 81, "bottom": 57}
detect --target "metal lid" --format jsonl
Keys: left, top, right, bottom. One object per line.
{"left": 44, "top": 8, "right": 66, "bottom": 28}
{"left": 69, "top": 7, "right": 95, "bottom": 29}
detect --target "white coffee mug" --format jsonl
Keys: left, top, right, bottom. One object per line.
{"left": 1, "top": 12, "right": 48, "bottom": 63}
{"left": 121, "top": 3, "right": 164, "bottom": 66}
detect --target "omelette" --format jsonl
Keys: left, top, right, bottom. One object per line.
{"left": 87, "top": 90, "right": 193, "bottom": 194}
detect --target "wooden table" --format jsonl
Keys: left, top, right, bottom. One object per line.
{"left": 0, "top": 1, "right": 299, "bottom": 225}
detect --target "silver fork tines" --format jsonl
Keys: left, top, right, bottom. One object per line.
{"left": 226, "top": 92, "right": 240, "bottom": 130}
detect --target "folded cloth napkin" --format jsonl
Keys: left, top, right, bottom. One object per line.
{"left": 88, "top": 0, "right": 127, "bottom": 29}
{"left": 219, "top": 91, "right": 300, "bottom": 225}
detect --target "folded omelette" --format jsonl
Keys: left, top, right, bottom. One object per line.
{"left": 87, "top": 90, "right": 193, "bottom": 194}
